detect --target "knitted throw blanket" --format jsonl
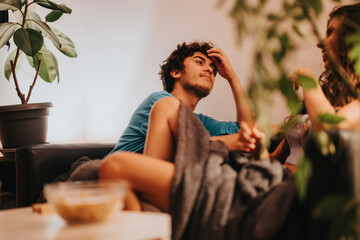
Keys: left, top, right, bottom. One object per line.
{"left": 169, "top": 101, "right": 297, "bottom": 240}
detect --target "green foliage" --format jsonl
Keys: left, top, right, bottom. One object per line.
{"left": 313, "top": 194, "right": 358, "bottom": 239}
{"left": 225, "top": 0, "right": 360, "bottom": 237}
{"left": 0, "top": 0, "right": 76, "bottom": 104}
{"left": 318, "top": 113, "right": 345, "bottom": 125}
{"left": 295, "top": 156, "right": 312, "bottom": 200}
{"left": 0, "top": 22, "right": 18, "bottom": 48}
{"left": 347, "top": 33, "right": 360, "bottom": 75}
{"left": 297, "top": 74, "right": 317, "bottom": 89}
{"left": 13, "top": 28, "right": 43, "bottom": 56}
{"left": 312, "top": 130, "right": 336, "bottom": 156}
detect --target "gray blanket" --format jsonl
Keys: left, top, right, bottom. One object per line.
{"left": 169, "top": 101, "right": 297, "bottom": 240}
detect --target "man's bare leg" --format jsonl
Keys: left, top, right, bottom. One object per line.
{"left": 99, "top": 97, "right": 181, "bottom": 212}
{"left": 99, "top": 152, "right": 175, "bottom": 212}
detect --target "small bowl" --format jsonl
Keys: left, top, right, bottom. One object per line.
{"left": 44, "top": 180, "right": 127, "bottom": 224}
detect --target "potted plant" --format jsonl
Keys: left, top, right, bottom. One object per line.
{"left": 0, "top": 0, "right": 77, "bottom": 149}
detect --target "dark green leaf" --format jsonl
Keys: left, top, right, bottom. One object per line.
{"left": 28, "top": 19, "right": 61, "bottom": 48}
{"left": 13, "top": 28, "right": 43, "bottom": 56}
{"left": 318, "top": 113, "right": 345, "bottom": 125}
{"left": 267, "top": 14, "right": 279, "bottom": 21}
{"left": 34, "top": 0, "right": 71, "bottom": 14}
{"left": 0, "top": 0, "right": 22, "bottom": 11}
{"left": 4, "top": 48, "right": 23, "bottom": 80}
{"left": 48, "top": 1, "right": 71, "bottom": 14}
{"left": 298, "top": 74, "right": 317, "bottom": 89}
{"left": 305, "top": 0, "right": 323, "bottom": 16}
{"left": 295, "top": 157, "right": 312, "bottom": 200}
{"left": 0, "top": 22, "right": 18, "bottom": 48}
{"left": 45, "top": 10, "right": 63, "bottom": 22}
{"left": 313, "top": 194, "right": 351, "bottom": 219}
{"left": 292, "top": 25, "right": 304, "bottom": 38}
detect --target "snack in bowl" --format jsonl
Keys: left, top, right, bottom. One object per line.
{"left": 44, "top": 180, "right": 127, "bottom": 223}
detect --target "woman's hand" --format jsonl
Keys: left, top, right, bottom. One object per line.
{"left": 290, "top": 68, "right": 318, "bottom": 91}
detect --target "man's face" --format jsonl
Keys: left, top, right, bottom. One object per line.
{"left": 176, "top": 52, "right": 216, "bottom": 98}
{"left": 318, "top": 16, "right": 343, "bottom": 70}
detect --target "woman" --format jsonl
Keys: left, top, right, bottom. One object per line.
{"left": 260, "top": 3, "right": 360, "bottom": 172}
{"left": 99, "top": 2, "right": 360, "bottom": 213}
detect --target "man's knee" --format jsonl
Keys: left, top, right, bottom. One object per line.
{"left": 99, "top": 152, "right": 130, "bottom": 180}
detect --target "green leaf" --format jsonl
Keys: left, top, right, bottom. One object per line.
{"left": 313, "top": 194, "right": 351, "bottom": 219}
{"left": 28, "top": 19, "right": 61, "bottom": 48}
{"left": 312, "top": 130, "right": 336, "bottom": 156}
{"left": 348, "top": 39, "right": 360, "bottom": 75}
{"left": 0, "top": 0, "right": 22, "bottom": 11}
{"left": 295, "top": 156, "right": 312, "bottom": 200}
{"left": 4, "top": 48, "right": 24, "bottom": 80}
{"left": 280, "top": 114, "right": 302, "bottom": 133}
{"left": 318, "top": 113, "right": 345, "bottom": 125}
{"left": 13, "top": 28, "right": 44, "bottom": 56}
{"left": 278, "top": 74, "right": 302, "bottom": 114}
{"left": 34, "top": 0, "right": 71, "bottom": 14}
{"left": 45, "top": 10, "right": 63, "bottom": 22}
{"left": 23, "top": 11, "right": 42, "bottom": 31}
{"left": 305, "top": 0, "right": 322, "bottom": 16}
{"left": 292, "top": 25, "right": 304, "bottom": 38}
{"left": 31, "top": 48, "right": 58, "bottom": 83}
{"left": 297, "top": 74, "right": 317, "bottom": 89}
{"left": 0, "top": 22, "right": 18, "bottom": 48}
{"left": 49, "top": 26, "right": 77, "bottom": 57}
{"left": 346, "top": 33, "right": 360, "bottom": 44}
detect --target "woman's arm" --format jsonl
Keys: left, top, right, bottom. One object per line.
{"left": 293, "top": 68, "right": 360, "bottom": 130}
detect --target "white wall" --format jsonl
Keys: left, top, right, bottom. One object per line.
{"left": 0, "top": 0, "right": 337, "bottom": 144}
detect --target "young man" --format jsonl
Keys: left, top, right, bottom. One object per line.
{"left": 111, "top": 41, "right": 256, "bottom": 156}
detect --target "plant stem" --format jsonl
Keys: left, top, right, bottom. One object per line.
{"left": 26, "top": 58, "right": 41, "bottom": 103}
{"left": 10, "top": 60, "right": 26, "bottom": 104}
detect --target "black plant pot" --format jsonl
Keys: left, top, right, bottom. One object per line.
{"left": 0, "top": 102, "right": 53, "bottom": 149}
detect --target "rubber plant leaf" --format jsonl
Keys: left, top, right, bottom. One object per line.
{"left": 23, "top": 11, "right": 41, "bottom": 32}
{"left": 4, "top": 48, "right": 24, "bottom": 80}
{"left": 0, "top": 0, "right": 22, "bottom": 11}
{"left": 32, "top": 48, "right": 58, "bottom": 83}
{"left": 50, "top": 26, "right": 77, "bottom": 57}
{"left": 13, "top": 28, "right": 44, "bottom": 56}
{"left": 34, "top": 0, "right": 71, "bottom": 14}
{"left": 28, "top": 19, "right": 61, "bottom": 48}
{"left": 45, "top": 10, "right": 63, "bottom": 22}
{"left": 0, "top": 22, "right": 18, "bottom": 48}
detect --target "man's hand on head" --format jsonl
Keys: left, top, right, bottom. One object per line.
{"left": 206, "top": 48, "right": 236, "bottom": 81}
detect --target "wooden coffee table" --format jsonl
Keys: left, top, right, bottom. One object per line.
{"left": 0, "top": 207, "right": 171, "bottom": 240}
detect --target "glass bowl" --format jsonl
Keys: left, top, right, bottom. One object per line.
{"left": 44, "top": 180, "right": 127, "bottom": 223}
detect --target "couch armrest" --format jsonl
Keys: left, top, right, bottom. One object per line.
{"left": 15, "top": 143, "right": 115, "bottom": 207}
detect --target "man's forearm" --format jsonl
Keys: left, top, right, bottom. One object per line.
{"left": 228, "top": 76, "right": 255, "bottom": 127}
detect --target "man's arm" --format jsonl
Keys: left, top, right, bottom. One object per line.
{"left": 207, "top": 48, "right": 255, "bottom": 127}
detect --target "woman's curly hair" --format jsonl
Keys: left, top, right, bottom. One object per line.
{"left": 320, "top": 3, "right": 360, "bottom": 107}
{"left": 159, "top": 41, "right": 217, "bottom": 93}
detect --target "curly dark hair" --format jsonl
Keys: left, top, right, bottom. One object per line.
{"left": 320, "top": 3, "right": 360, "bottom": 107}
{"left": 159, "top": 41, "right": 217, "bottom": 93}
